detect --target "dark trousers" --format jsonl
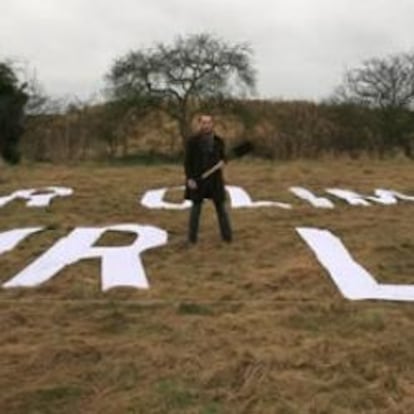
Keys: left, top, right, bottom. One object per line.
{"left": 188, "top": 199, "right": 232, "bottom": 243}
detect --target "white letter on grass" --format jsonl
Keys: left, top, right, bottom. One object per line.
{"left": 0, "top": 187, "right": 73, "bottom": 208}
{"left": 290, "top": 187, "right": 334, "bottom": 208}
{"left": 3, "top": 224, "right": 168, "bottom": 291}
{"left": 141, "top": 185, "right": 292, "bottom": 210}
{"left": 0, "top": 228, "right": 44, "bottom": 255}
{"left": 297, "top": 227, "right": 414, "bottom": 302}
{"left": 140, "top": 187, "right": 191, "bottom": 210}
{"left": 325, "top": 188, "right": 414, "bottom": 207}
{"left": 226, "top": 186, "right": 292, "bottom": 209}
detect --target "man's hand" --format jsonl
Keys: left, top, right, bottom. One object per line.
{"left": 187, "top": 178, "right": 198, "bottom": 190}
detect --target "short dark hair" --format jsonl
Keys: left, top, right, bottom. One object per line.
{"left": 198, "top": 114, "right": 213, "bottom": 122}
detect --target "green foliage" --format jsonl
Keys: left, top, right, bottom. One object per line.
{"left": 0, "top": 61, "right": 28, "bottom": 164}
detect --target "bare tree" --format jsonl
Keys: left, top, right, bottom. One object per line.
{"left": 335, "top": 52, "right": 414, "bottom": 109}
{"left": 333, "top": 52, "right": 414, "bottom": 157}
{"left": 105, "top": 33, "right": 256, "bottom": 147}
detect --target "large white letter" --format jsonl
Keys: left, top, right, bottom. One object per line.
{"left": 0, "top": 187, "right": 73, "bottom": 208}
{"left": 3, "top": 224, "right": 168, "bottom": 291}
{"left": 0, "top": 228, "right": 44, "bottom": 255}
{"left": 226, "top": 186, "right": 292, "bottom": 209}
{"left": 140, "top": 187, "right": 191, "bottom": 210}
{"left": 325, "top": 188, "right": 414, "bottom": 206}
{"left": 141, "top": 185, "right": 291, "bottom": 210}
{"left": 289, "top": 187, "right": 334, "bottom": 208}
{"left": 297, "top": 227, "right": 414, "bottom": 302}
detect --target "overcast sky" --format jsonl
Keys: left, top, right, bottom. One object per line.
{"left": 1, "top": 0, "right": 414, "bottom": 101}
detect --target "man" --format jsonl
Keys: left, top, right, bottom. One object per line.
{"left": 184, "top": 114, "right": 232, "bottom": 244}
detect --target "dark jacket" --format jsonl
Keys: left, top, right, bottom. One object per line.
{"left": 184, "top": 132, "right": 227, "bottom": 202}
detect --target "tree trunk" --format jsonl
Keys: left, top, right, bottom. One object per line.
{"left": 178, "top": 117, "right": 191, "bottom": 151}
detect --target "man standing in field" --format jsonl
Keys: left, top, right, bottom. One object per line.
{"left": 184, "top": 114, "right": 233, "bottom": 244}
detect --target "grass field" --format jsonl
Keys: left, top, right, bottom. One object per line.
{"left": 0, "top": 157, "right": 413, "bottom": 413}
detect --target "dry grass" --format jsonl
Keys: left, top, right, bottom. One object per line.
{"left": 0, "top": 157, "right": 413, "bottom": 413}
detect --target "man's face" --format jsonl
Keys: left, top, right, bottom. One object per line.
{"left": 199, "top": 115, "right": 214, "bottom": 134}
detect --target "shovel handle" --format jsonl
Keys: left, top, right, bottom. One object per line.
{"left": 201, "top": 160, "right": 225, "bottom": 180}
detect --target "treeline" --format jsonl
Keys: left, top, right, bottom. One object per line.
{"left": 20, "top": 99, "right": 413, "bottom": 162}
{"left": 238, "top": 100, "right": 414, "bottom": 159}
{"left": 2, "top": 34, "right": 414, "bottom": 163}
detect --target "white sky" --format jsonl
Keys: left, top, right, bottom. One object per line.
{"left": 1, "top": 0, "right": 414, "bottom": 101}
